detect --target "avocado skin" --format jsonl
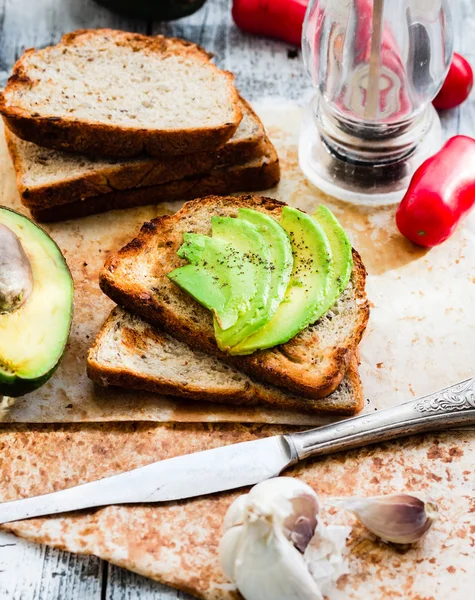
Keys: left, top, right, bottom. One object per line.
{"left": 94, "top": 0, "right": 207, "bottom": 21}
{"left": 0, "top": 361, "right": 61, "bottom": 398}
{"left": 0, "top": 207, "right": 73, "bottom": 398}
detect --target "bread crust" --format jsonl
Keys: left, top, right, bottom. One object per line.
{"left": 233, "top": 251, "right": 369, "bottom": 398}
{"left": 100, "top": 195, "right": 370, "bottom": 399}
{"left": 6, "top": 99, "right": 265, "bottom": 209}
{"left": 0, "top": 30, "right": 242, "bottom": 158}
{"left": 29, "top": 142, "right": 280, "bottom": 222}
{"left": 87, "top": 307, "right": 364, "bottom": 417}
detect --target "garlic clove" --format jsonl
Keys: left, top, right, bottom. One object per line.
{"left": 219, "top": 525, "right": 243, "bottom": 582}
{"left": 246, "top": 477, "right": 319, "bottom": 508}
{"left": 330, "top": 493, "right": 438, "bottom": 545}
{"left": 223, "top": 493, "right": 248, "bottom": 532}
{"left": 286, "top": 497, "right": 319, "bottom": 553}
{"left": 234, "top": 518, "right": 324, "bottom": 600}
{"left": 246, "top": 477, "right": 320, "bottom": 552}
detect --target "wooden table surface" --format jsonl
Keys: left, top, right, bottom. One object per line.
{"left": 0, "top": 0, "right": 474, "bottom": 598}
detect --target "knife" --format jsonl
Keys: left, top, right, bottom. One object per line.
{"left": 1, "top": 377, "right": 474, "bottom": 524}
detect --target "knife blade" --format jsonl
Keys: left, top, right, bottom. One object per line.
{"left": 1, "top": 376, "right": 475, "bottom": 524}
{"left": 0, "top": 436, "right": 293, "bottom": 524}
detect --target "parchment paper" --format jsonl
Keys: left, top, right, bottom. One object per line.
{"left": 1, "top": 103, "right": 475, "bottom": 423}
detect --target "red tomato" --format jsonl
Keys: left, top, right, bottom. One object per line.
{"left": 396, "top": 136, "right": 475, "bottom": 247}
{"left": 232, "top": 0, "right": 309, "bottom": 47}
{"left": 433, "top": 53, "right": 473, "bottom": 110}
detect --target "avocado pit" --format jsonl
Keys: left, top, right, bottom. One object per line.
{"left": 0, "top": 223, "right": 33, "bottom": 313}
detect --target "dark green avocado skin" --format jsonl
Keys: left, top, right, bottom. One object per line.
{"left": 94, "top": 0, "right": 207, "bottom": 21}
{"left": 0, "top": 362, "right": 61, "bottom": 398}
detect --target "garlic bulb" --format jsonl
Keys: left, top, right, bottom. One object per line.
{"left": 219, "top": 477, "right": 350, "bottom": 600}
{"left": 330, "top": 493, "right": 438, "bottom": 545}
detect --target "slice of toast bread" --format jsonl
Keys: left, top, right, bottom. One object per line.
{"left": 7, "top": 98, "right": 265, "bottom": 210}
{"left": 88, "top": 306, "right": 364, "bottom": 416}
{"left": 29, "top": 140, "right": 280, "bottom": 222}
{"left": 100, "top": 196, "right": 370, "bottom": 400}
{"left": 0, "top": 30, "right": 242, "bottom": 158}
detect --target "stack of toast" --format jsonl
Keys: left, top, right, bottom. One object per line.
{"left": 1, "top": 30, "right": 280, "bottom": 221}
{"left": 88, "top": 195, "right": 370, "bottom": 417}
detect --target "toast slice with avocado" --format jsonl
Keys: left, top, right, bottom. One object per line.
{"left": 28, "top": 141, "right": 280, "bottom": 222}
{"left": 6, "top": 98, "right": 265, "bottom": 210}
{"left": 87, "top": 306, "right": 364, "bottom": 416}
{"left": 100, "top": 196, "right": 369, "bottom": 400}
{"left": 0, "top": 29, "right": 242, "bottom": 158}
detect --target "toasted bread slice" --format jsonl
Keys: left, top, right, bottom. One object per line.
{"left": 7, "top": 98, "right": 264, "bottom": 210}
{"left": 88, "top": 307, "right": 364, "bottom": 416}
{"left": 100, "top": 196, "right": 370, "bottom": 399}
{"left": 0, "top": 30, "right": 242, "bottom": 158}
{"left": 29, "top": 141, "right": 280, "bottom": 222}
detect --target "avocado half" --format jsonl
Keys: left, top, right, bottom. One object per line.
{"left": 0, "top": 208, "right": 73, "bottom": 397}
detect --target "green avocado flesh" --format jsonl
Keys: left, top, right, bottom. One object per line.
{"left": 168, "top": 233, "right": 241, "bottom": 330}
{"left": 0, "top": 208, "right": 73, "bottom": 397}
{"left": 212, "top": 216, "right": 272, "bottom": 350}
{"left": 168, "top": 218, "right": 272, "bottom": 334}
{"left": 214, "top": 209, "right": 293, "bottom": 350}
{"left": 168, "top": 204, "right": 353, "bottom": 356}
{"left": 231, "top": 207, "right": 332, "bottom": 355}
{"left": 313, "top": 205, "right": 353, "bottom": 314}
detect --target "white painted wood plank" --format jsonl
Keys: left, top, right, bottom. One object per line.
{"left": 0, "top": 531, "right": 102, "bottom": 599}
{"left": 35, "top": 544, "right": 103, "bottom": 600}
{"left": 457, "top": 0, "right": 475, "bottom": 57}
{"left": 441, "top": 0, "right": 475, "bottom": 138}
{"left": 106, "top": 565, "right": 193, "bottom": 600}
{"left": 0, "top": 532, "right": 43, "bottom": 599}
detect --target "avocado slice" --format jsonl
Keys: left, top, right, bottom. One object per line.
{"left": 168, "top": 233, "right": 245, "bottom": 330}
{"left": 313, "top": 205, "right": 353, "bottom": 313}
{"left": 238, "top": 208, "right": 294, "bottom": 318}
{"left": 168, "top": 218, "right": 271, "bottom": 335}
{"left": 212, "top": 216, "right": 272, "bottom": 350}
{"left": 0, "top": 208, "right": 73, "bottom": 397}
{"left": 214, "top": 209, "right": 293, "bottom": 350}
{"left": 230, "top": 207, "right": 332, "bottom": 356}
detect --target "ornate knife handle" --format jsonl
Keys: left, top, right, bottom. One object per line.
{"left": 286, "top": 378, "right": 475, "bottom": 462}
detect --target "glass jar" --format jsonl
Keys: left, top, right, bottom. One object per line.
{"left": 299, "top": 0, "right": 454, "bottom": 204}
